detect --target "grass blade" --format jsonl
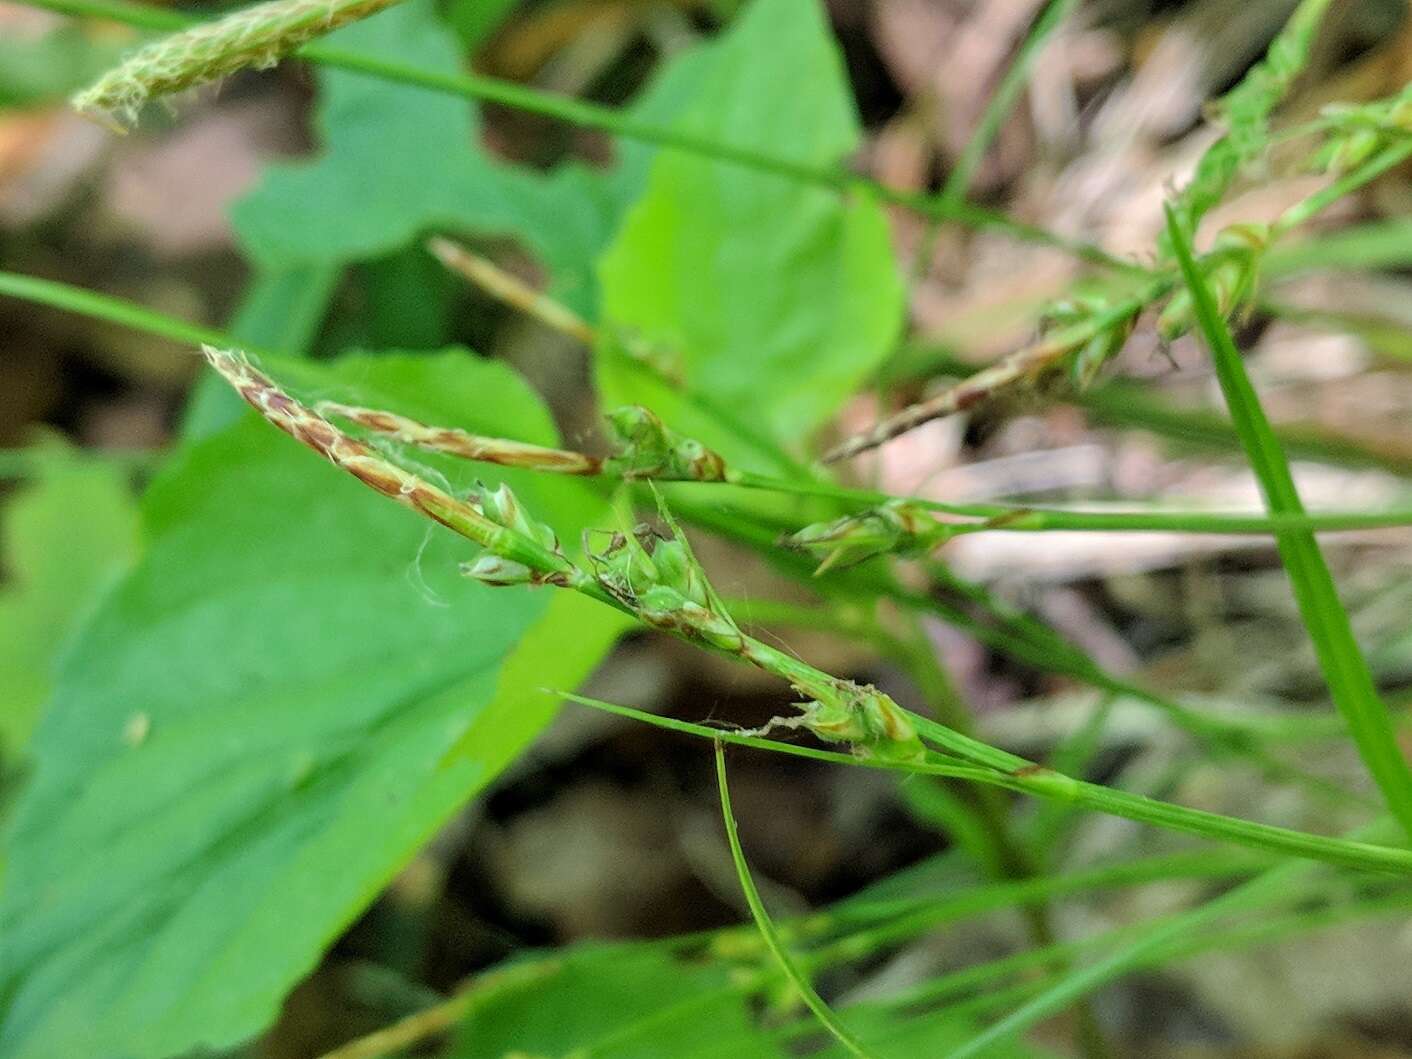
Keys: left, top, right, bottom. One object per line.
{"left": 0, "top": 270, "right": 237, "bottom": 351}
{"left": 1164, "top": 203, "right": 1412, "bottom": 841}
{"left": 714, "top": 742, "right": 878, "bottom": 1059}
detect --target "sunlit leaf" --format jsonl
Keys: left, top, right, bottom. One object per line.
{"left": 0, "top": 449, "right": 138, "bottom": 759}
{"left": 596, "top": 0, "right": 904, "bottom": 458}
{"left": 0, "top": 352, "right": 625, "bottom": 1059}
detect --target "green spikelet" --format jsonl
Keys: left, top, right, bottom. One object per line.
{"left": 73, "top": 0, "right": 404, "bottom": 128}
{"left": 781, "top": 501, "right": 945, "bottom": 574}
{"left": 1160, "top": 0, "right": 1333, "bottom": 256}
{"left": 1157, "top": 223, "right": 1269, "bottom": 342}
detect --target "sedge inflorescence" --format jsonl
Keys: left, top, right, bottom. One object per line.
{"left": 73, "top": 0, "right": 403, "bottom": 127}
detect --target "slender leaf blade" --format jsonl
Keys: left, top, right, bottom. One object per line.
{"left": 715, "top": 743, "right": 876, "bottom": 1059}
{"left": 1164, "top": 203, "right": 1412, "bottom": 839}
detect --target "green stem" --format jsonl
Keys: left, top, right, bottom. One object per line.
{"left": 10, "top": 269, "right": 1412, "bottom": 543}
{"left": 0, "top": 270, "right": 240, "bottom": 351}
{"left": 1273, "top": 138, "right": 1412, "bottom": 236}
{"left": 561, "top": 692, "right": 982, "bottom": 778}
{"left": 811, "top": 852, "right": 1266, "bottom": 962}
{"left": 22, "top": 0, "right": 1135, "bottom": 270}
{"left": 947, "top": 817, "right": 1403, "bottom": 1058}
{"left": 728, "top": 471, "right": 1412, "bottom": 537}
{"left": 714, "top": 743, "right": 878, "bottom": 1059}
{"left": 8, "top": 269, "right": 1409, "bottom": 873}
{"left": 825, "top": 885, "right": 1412, "bottom": 1051}
{"left": 682, "top": 498, "right": 1371, "bottom": 810}
{"left": 566, "top": 690, "right": 1412, "bottom": 875}
{"left": 884, "top": 605, "right": 1113, "bottom": 1059}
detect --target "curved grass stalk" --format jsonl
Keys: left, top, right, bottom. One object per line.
{"left": 714, "top": 743, "right": 879, "bottom": 1059}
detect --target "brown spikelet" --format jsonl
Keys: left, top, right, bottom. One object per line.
{"left": 427, "top": 238, "right": 597, "bottom": 346}
{"left": 317, "top": 401, "right": 604, "bottom": 476}
{"left": 199, "top": 346, "right": 501, "bottom": 547}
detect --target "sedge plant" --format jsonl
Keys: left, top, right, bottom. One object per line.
{"left": 2, "top": 0, "right": 1412, "bottom": 1057}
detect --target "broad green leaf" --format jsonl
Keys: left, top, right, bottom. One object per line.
{"left": 359, "top": 244, "right": 456, "bottom": 349}
{"left": 449, "top": 943, "right": 785, "bottom": 1059}
{"left": 229, "top": 0, "right": 707, "bottom": 315}
{"left": 0, "top": 352, "right": 626, "bottom": 1059}
{"left": 0, "top": 450, "right": 138, "bottom": 759}
{"left": 442, "top": 0, "right": 519, "bottom": 49}
{"left": 231, "top": 1, "right": 513, "bottom": 268}
{"left": 596, "top": 0, "right": 904, "bottom": 457}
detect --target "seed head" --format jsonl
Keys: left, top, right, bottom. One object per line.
{"left": 750, "top": 678, "right": 926, "bottom": 765}
{"left": 1309, "top": 87, "right": 1412, "bottom": 174}
{"left": 74, "top": 0, "right": 402, "bottom": 128}
{"left": 587, "top": 495, "right": 744, "bottom": 652}
{"left": 782, "top": 501, "right": 944, "bottom": 574}
{"left": 460, "top": 555, "right": 537, "bottom": 587}
{"left": 604, "top": 406, "right": 729, "bottom": 482}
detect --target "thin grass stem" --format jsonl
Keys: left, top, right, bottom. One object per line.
{"left": 714, "top": 742, "right": 878, "bottom": 1059}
